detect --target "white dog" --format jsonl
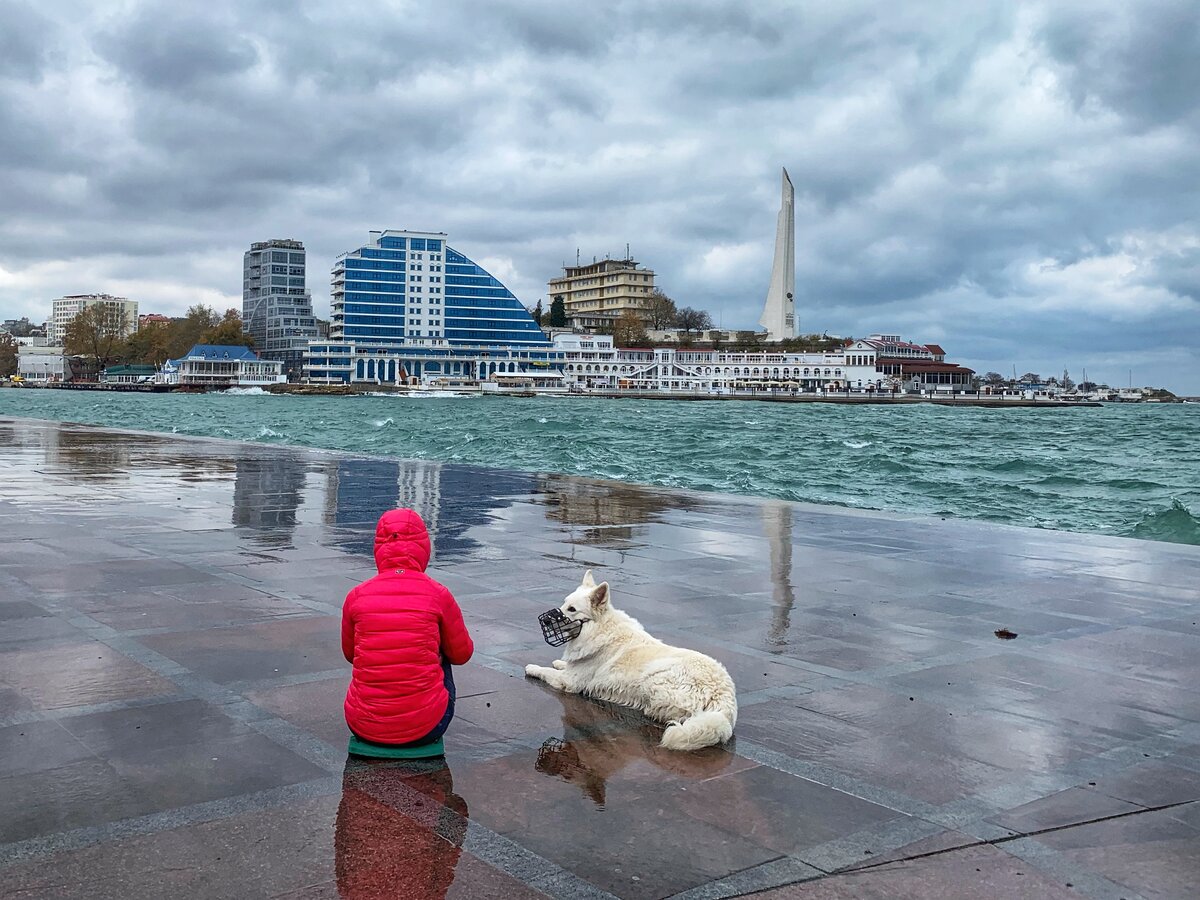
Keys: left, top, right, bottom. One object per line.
{"left": 525, "top": 570, "right": 737, "bottom": 751}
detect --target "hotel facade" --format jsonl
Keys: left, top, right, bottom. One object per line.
{"left": 547, "top": 257, "right": 657, "bottom": 330}
{"left": 304, "top": 230, "right": 563, "bottom": 383}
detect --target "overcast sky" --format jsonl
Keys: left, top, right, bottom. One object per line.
{"left": 1, "top": 0, "right": 1197, "bottom": 391}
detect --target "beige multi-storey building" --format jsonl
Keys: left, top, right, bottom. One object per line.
{"left": 548, "top": 257, "right": 656, "bottom": 329}
{"left": 48, "top": 294, "right": 138, "bottom": 345}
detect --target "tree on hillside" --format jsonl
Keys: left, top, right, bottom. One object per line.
{"left": 983, "top": 372, "right": 1006, "bottom": 387}
{"left": 675, "top": 307, "right": 712, "bottom": 335}
{"left": 63, "top": 305, "right": 129, "bottom": 368}
{"left": 0, "top": 332, "right": 18, "bottom": 377}
{"left": 646, "top": 289, "right": 678, "bottom": 330}
{"left": 165, "top": 305, "right": 222, "bottom": 360}
{"left": 530, "top": 300, "right": 544, "bottom": 326}
{"left": 123, "top": 321, "right": 172, "bottom": 365}
{"left": 613, "top": 309, "right": 648, "bottom": 347}
{"left": 202, "top": 308, "right": 255, "bottom": 348}
{"left": 549, "top": 297, "right": 567, "bottom": 327}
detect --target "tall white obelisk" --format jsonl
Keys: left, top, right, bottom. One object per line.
{"left": 759, "top": 168, "right": 796, "bottom": 341}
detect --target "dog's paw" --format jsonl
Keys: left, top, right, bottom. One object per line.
{"left": 524, "top": 664, "right": 542, "bottom": 679}
{"left": 552, "top": 659, "right": 567, "bottom": 670}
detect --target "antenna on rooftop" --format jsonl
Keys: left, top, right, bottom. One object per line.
{"left": 626, "top": 242, "right": 630, "bottom": 260}
{"left": 576, "top": 248, "right": 580, "bottom": 266}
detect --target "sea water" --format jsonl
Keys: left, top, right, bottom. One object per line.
{"left": 2, "top": 390, "right": 1198, "bottom": 545}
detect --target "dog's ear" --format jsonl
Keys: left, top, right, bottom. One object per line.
{"left": 582, "top": 569, "right": 596, "bottom": 587}
{"left": 590, "top": 582, "right": 610, "bottom": 609}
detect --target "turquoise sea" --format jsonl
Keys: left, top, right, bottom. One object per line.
{"left": 2, "top": 390, "right": 1198, "bottom": 545}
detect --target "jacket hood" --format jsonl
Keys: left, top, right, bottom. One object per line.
{"left": 373, "top": 508, "right": 431, "bottom": 573}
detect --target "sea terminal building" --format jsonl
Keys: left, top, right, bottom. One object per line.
{"left": 304, "top": 230, "right": 563, "bottom": 384}
{"left": 552, "top": 333, "right": 974, "bottom": 393}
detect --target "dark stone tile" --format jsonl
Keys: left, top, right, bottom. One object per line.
{"left": 987, "top": 786, "right": 1141, "bottom": 834}
{"left": 245, "top": 676, "right": 353, "bottom": 747}
{"left": 0, "top": 719, "right": 96, "bottom": 777}
{"left": 88, "top": 594, "right": 315, "bottom": 632}
{"left": 0, "top": 640, "right": 178, "bottom": 710}
{"left": 1034, "top": 807, "right": 1200, "bottom": 899}
{"left": 438, "top": 744, "right": 782, "bottom": 899}
{"left": 0, "top": 599, "right": 48, "bottom": 619}
{"left": 751, "top": 844, "right": 1081, "bottom": 899}
{"left": 1084, "top": 760, "right": 1200, "bottom": 808}
{"left": 139, "top": 616, "right": 344, "bottom": 683}
{"left": 11, "top": 558, "right": 218, "bottom": 593}
{"left": 0, "top": 758, "right": 147, "bottom": 843}
{"left": 737, "top": 697, "right": 871, "bottom": 759}
{"left": 665, "top": 764, "right": 907, "bottom": 856}
{"left": 0, "top": 795, "right": 343, "bottom": 899}
{"left": 839, "top": 828, "right": 979, "bottom": 870}
{"left": 58, "top": 698, "right": 252, "bottom": 754}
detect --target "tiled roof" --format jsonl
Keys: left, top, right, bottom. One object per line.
{"left": 183, "top": 344, "right": 259, "bottom": 361}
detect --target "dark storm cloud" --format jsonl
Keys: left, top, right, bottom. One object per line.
{"left": 0, "top": 2, "right": 55, "bottom": 81}
{"left": 98, "top": 10, "right": 259, "bottom": 90}
{"left": 1, "top": 0, "right": 1197, "bottom": 391}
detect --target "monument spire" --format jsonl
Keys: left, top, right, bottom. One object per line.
{"left": 758, "top": 168, "right": 796, "bottom": 341}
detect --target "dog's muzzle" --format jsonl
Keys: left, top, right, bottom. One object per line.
{"left": 539, "top": 608, "right": 583, "bottom": 646}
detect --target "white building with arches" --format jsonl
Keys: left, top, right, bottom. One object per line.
{"left": 552, "top": 333, "right": 973, "bottom": 393}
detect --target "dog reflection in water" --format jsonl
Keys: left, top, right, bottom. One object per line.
{"left": 534, "top": 688, "right": 736, "bottom": 809}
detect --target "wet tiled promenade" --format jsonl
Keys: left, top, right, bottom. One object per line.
{"left": 2, "top": 416, "right": 1199, "bottom": 899}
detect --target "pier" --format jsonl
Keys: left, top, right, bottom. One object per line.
{"left": 1, "top": 416, "right": 1196, "bottom": 898}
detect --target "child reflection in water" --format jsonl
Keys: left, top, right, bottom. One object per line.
{"left": 335, "top": 759, "right": 468, "bottom": 899}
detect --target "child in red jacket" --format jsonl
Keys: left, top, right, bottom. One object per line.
{"left": 341, "top": 509, "right": 474, "bottom": 748}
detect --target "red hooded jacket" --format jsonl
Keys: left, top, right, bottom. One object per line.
{"left": 342, "top": 509, "right": 474, "bottom": 744}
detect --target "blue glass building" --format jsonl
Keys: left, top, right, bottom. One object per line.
{"left": 308, "top": 230, "right": 560, "bottom": 383}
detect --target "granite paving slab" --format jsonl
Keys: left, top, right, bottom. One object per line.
{"left": 1, "top": 415, "right": 1199, "bottom": 899}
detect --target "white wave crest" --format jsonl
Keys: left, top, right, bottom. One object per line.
{"left": 224, "top": 387, "right": 268, "bottom": 395}
{"left": 373, "top": 417, "right": 395, "bottom": 428}
{"left": 843, "top": 440, "right": 873, "bottom": 449}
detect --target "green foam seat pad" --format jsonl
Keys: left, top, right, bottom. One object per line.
{"left": 348, "top": 734, "right": 445, "bottom": 759}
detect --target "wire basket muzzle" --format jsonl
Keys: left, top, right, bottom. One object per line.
{"left": 539, "top": 608, "right": 583, "bottom": 646}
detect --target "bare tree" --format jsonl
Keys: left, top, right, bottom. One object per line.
{"left": 983, "top": 372, "right": 1007, "bottom": 387}
{"left": 675, "top": 307, "right": 713, "bottom": 334}
{"left": 645, "top": 289, "right": 678, "bottom": 330}
{"left": 612, "top": 309, "right": 648, "bottom": 347}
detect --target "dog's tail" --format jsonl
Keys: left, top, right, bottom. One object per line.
{"left": 660, "top": 706, "right": 735, "bottom": 751}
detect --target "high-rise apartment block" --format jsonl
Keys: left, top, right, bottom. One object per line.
{"left": 49, "top": 294, "right": 138, "bottom": 345}
{"left": 242, "top": 239, "right": 319, "bottom": 377}
{"left": 547, "top": 257, "right": 656, "bottom": 329}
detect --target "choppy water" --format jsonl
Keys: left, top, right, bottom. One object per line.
{"left": 2, "top": 390, "right": 1198, "bottom": 544}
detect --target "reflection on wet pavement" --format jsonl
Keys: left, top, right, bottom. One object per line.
{"left": 1, "top": 416, "right": 1199, "bottom": 899}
